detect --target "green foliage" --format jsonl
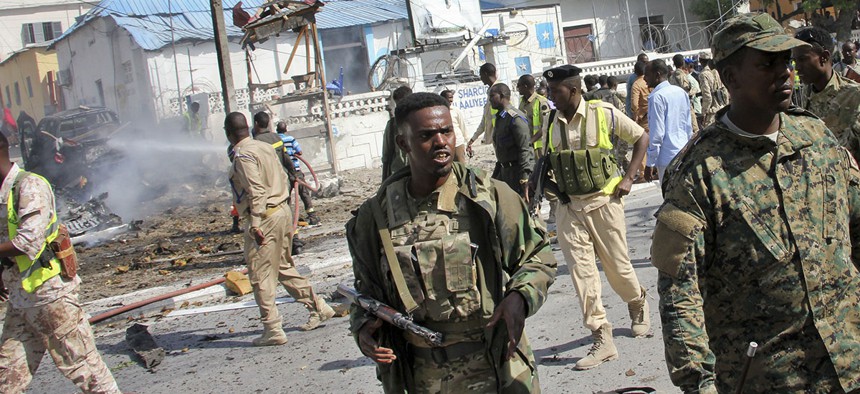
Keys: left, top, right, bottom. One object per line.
{"left": 691, "top": 0, "right": 738, "bottom": 23}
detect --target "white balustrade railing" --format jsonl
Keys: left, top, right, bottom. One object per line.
{"left": 577, "top": 49, "right": 713, "bottom": 78}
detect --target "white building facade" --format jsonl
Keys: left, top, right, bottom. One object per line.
{"left": 0, "top": 0, "right": 92, "bottom": 60}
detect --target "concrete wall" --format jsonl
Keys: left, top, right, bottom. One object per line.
{"left": 0, "top": 2, "right": 92, "bottom": 59}
{"left": 56, "top": 18, "right": 159, "bottom": 125}
{"left": 0, "top": 47, "right": 59, "bottom": 119}
{"left": 482, "top": 5, "right": 567, "bottom": 77}
{"left": 489, "top": 0, "right": 707, "bottom": 60}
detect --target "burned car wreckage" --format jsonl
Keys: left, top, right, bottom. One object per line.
{"left": 18, "top": 106, "right": 126, "bottom": 239}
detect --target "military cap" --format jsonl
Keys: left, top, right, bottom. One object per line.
{"left": 698, "top": 51, "right": 711, "bottom": 60}
{"left": 543, "top": 65, "right": 582, "bottom": 82}
{"left": 711, "top": 12, "right": 810, "bottom": 63}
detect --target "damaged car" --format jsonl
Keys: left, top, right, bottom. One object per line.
{"left": 19, "top": 106, "right": 126, "bottom": 188}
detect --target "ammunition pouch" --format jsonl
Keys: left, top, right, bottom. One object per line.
{"left": 548, "top": 148, "right": 618, "bottom": 195}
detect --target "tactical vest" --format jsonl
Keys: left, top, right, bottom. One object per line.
{"left": 7, "top": 171, "right": 61, "bottom": 293}
{"left": 544, "top": 100, "right": 622, "bottom": 195}
{"left": 370, "top": 183, "right": 481, "bottom": 327}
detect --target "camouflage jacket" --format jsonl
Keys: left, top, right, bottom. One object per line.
{"left": 346, "top": 162, "right": 557, "bottom": 393}
{"left": 652, "top": 107, "right": 860, "bottom": 393}
{"left": 805, "top": 72, "right": 860, "bottom": 162}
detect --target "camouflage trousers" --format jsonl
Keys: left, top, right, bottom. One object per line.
{"left": 410, "top": 335, "right": 540, "bottom": 394}
{"left": 0, "top": 291, "right": 120, "bottom": 394}
{"left": 412, "top": 350, "right": 540, "bottom": 393}
{"left": 244, "top": 205, "right": 316, "bottom": 325}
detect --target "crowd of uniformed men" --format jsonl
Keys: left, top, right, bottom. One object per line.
{"left": 2, "top": 11, "right": 860, "bottom": 394}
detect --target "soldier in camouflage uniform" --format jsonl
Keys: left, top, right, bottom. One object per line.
{"left": 0, "top": 134, "right": 121, "bottom": 393}
{"left": 346, "top": 93, "right": 557, "bottom": 393}
{"left": 792, "top": 26, "right": 860, "bottom": 162}
{"left": 652, "top": 13, "right": 860, "bottom": 393}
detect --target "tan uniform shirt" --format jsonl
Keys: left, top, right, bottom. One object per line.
{"left": 450, "top": 106, "right": 468, "bottom": 148}
{"left": 630, "top": 76, "right": 651, "bottom": 129}
{"left": 470, "top": 80, "right": 503, "bottom": 144}
{"left": 547, "top": 98, "right": 645, "bottom": 212}
{"left": 0, "top": 163, "right": 78, "bottom": 309}
{"left": 229, "top": 137, "right": 291, "bottom": 229}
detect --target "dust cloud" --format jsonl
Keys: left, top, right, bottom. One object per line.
{"left": 84, "top": 123, "right": 231, "bottom": 223}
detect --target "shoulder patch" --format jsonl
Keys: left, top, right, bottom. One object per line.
{"left": 655, "top": 203, "right": 705, "bottom": 239}
{"left": 651, "top": 203, "right": 705, "bottom": 278}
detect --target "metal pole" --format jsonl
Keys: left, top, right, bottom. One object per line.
{"left": 403, "top": 0, "right": 419, "bottom": 46}
{"left": 591, "top": 1, "right": 601, "bottom": 61}
{"left": 153, "top": 61, "right": 165, "bottom": 120}
{"left": 644, "top": 0, "right": 653, "bottom": 51}
{"left": 680, "top": 0, "right": 692, "bottom": 50}
{"left": 717, "top": 0, "right": 724, "bottom": 24}
{"left": 210, "top": 0, "right": 237, "bottom": 114}
{"left": 169, "top": 0, "right": 183, "bottom": 113}
{"left": 186, "top": 47, "right": 194, "bottom": 93}
{"left": 625, "top": 0, "right": 637, "bottom": 54}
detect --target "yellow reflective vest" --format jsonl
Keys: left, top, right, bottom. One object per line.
{"left": 7, "top": 171, "right": 61, "bottom": 293}
{"left": 544, "top": 100, "right": 622, "bottom": 195}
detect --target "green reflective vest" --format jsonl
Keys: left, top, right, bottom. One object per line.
{"left": 545, "top": 100, "right": 622, "bottom": 195}
{"left": 7, "top": 171, "right": 61, "bottom": 293}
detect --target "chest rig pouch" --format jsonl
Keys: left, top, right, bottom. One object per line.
{"left": 546, "top": 101, "right": 619, "bottom": 195}
{"left": 371, "top": 186, "right": 480, "bottom": 323}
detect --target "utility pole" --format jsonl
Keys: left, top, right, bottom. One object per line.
{"left": 169, "top": 0, "right": 183, "bottom": 112}
{"left": 210, "top": 0, "right": 237, "bottom": 113}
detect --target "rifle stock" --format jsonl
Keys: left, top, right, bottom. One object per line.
{"left": 338, "top": 284, "right": 444, "bottom": 347}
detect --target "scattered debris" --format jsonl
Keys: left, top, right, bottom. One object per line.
{"left": 125, "top": 323, "right": 165, "bottom": 371}
{"left": 166, "top": 296, "right": 295, "bottom": 317}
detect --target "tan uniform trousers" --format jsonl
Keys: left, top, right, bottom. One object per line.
{"left": 556, "top": 197, "right": 642, "bottom": 331}
{"left": 244, "top": 205, "right": 315, "bottom": 325}
{"left": 0, "top": 291, "right": 120, "bottom": 394}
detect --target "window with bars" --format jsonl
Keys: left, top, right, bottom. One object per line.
{"left": 21, "top": 22, "right": 62, "bottom": 45}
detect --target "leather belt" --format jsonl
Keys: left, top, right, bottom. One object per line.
{"left": 410, "top": 341, "right": 484, "bottom": 364}
{"left": 262, "top": 201, "right": 287, "bottom": 219}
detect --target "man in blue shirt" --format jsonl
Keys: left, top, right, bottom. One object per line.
{"left": 644, "top": 59, "right": 693, "bottom": 181}
{"left": 276, "top": 121, "right": 319, "bottom": 228}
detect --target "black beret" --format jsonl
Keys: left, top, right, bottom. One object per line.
{"left": 543, "top": 65, "right": 582, "bottom": 81}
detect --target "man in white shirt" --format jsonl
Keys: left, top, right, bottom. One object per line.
{"left": 441, "top": 89, "right": 469, "bottom": 163}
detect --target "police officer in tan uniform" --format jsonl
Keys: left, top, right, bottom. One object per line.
{"left": 0, "top": 132, "right": 121, "bottom": 393}
{"left": 225, "top": 112, "right": 335, "bottom": 346}
{"left": 541, "top": 65, "right": 652, "bottom": 370}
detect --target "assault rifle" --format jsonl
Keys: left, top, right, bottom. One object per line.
{"left": 337, "top": 284, "right": 444, "bottom": 347}
{"left": 528, "top": 155, "right": 570, "bottom": 216}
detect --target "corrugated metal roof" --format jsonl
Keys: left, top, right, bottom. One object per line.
{"left": 316, "top": 0, "right": 407, "bottom": 30}
{"left": 55, "top": 0, "right": 408, "bottom": 51}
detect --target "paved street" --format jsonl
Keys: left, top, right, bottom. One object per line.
{"left": 34, "top": 185, "right": 678, "bottom": 393}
